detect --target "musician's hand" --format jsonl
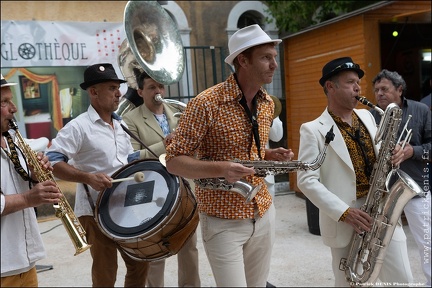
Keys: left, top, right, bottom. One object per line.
{"left": 88, "top": 173, "right": 113, "bottom": 191}
{"left": 391, "top": 144, "right": 405, "bottom": 167}
{"left": 265, "top": 147, "right": 294, "bottom": 161}
{"left": 28, "top": 152, "right": 53, "bottom": 173}
{"left": 26, "top": 180, "right": 62, "bottom": 206}
{"left": 223, "top": 162, "right": 255, "bottom": 183}
{"left": 38, "top": 152, "right": 54, "bottom": 171}
{"left": 343, "top": 208, "right": 372, "bottom": 234}
{"left": 400, "top": 142, "right": 414, "bottom": 162}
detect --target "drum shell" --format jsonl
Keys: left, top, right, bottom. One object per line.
{"left": 95, "top": 159, "right": 198, "bottom": 261}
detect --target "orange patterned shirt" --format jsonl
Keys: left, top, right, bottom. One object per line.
{"left": 165, "top": 74, "right": 274, "bottom": 219}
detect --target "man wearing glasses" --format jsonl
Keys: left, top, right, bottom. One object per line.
{"left": 297, "top": 57, "right": 413, "bottom": 286}
{"left": 370, "top": 69, "right": 431, "bottom": 286}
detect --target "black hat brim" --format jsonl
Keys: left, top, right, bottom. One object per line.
{"left": 319, "top": 68, "right": 364, "bottom": 87}
{"left": 80, "top": 78, "right": 127, "bottom": 90}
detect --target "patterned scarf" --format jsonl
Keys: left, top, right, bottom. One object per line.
{"left": 2, "top": 132, "right": 31, "bottom": 181}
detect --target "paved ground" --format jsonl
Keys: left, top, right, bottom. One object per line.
{"left": 36, "top": 191, "right": 427, "bottom": 287}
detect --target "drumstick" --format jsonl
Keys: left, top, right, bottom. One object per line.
{"left": 111, "top": 172, "right": 145, "bottom": 183}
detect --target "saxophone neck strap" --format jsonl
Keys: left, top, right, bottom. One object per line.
{"left": 238, "top": 92, "right": 262, "bottom": 160}
{"left": 2, "top": 132, "right": 31, "bottom": 182}
{"left": 234, "top": 73, "right": 262, "bottom": 160}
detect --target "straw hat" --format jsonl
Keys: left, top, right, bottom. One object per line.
{"left": 225, "top": 24, "right": 281, "bottom": 65}
{"left": 270, "top": 95, "right": 282, "bottom": 119}
{"left": 1, "top": 74, "right": 17, "bottom": 87}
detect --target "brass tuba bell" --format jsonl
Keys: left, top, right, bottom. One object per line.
{"left": 122, "top": 0, "right": 185, "bottom": 86}
{"left": 116, "top": 1, "right": 185, "bottom": 116}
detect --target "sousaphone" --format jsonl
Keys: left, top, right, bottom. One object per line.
{"left": 121, "top": 0, "right": 185, "bottom": 86}
{"left": 116, "top": 1, "right": 185, "bottom": 116}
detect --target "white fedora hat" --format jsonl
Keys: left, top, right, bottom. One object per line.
{"left": 1, "top": 74, "right": 17, "bottom": 88}
{"left": 225, "top": 24, "right": 281, "bottom": 65}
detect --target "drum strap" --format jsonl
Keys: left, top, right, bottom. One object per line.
{"left": 83, "top": 183, "right": 96, "bottom": 215}
{"left": 120, "top": 124, "right": 159, "bottom": 159}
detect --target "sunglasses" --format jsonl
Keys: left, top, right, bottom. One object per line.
{"left": 330, "top": 62, "right": 360, "bottom": 73}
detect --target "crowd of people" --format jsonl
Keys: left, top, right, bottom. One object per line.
{"left": 1, "top": 23, "right": 430, "bottom": 287}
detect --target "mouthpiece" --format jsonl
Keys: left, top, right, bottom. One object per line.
{"left": 8, "top": 118, "right": 19, "bottom": 130}
{"left": 154, "top": 94, "right": 163, "bottom": 103}
{"left": 355, "top": 96, "right": 384, "bottom": 116}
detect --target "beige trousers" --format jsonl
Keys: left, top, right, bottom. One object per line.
{"left": 199, "top": 204, "right": 276, "bottom": 287}
{"left": 146, "top": 230, "right": 200, "bottom": 287}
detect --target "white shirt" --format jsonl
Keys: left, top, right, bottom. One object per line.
{"left": 1, "top": 130, "right": 46, "bottom": 276}
{"left": 46, "top": 105, "right": 134, "bottom": 217}
{"left": 265, "top": 117, "right": 284, "bottom": 187}
{"left": 268, "top": 117, "right": 283, "bottom": 143}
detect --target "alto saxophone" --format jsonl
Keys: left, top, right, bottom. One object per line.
{"left": 8, "top": 119, "right": 91, "bottom": 256}
{"left": 195, "top": 126, "right": 335, "bottom": 202}
{"left": 339, "top": 96, "right": 423, "bottom": 286}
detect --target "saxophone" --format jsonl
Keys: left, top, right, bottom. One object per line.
{"left": 339, "top": 96, "right": 423, "bottom": 286}
{"left": 8, "top": 119, "right": 91, "bottom": 256}
{"left": 195, "top": 126, "right": 335, "bottom": 202}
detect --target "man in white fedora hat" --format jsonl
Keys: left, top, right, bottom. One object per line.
{"left": 165, "top": 24, "right": 294, "bottom": 287}
{"left": 1, "top": 74, "right": 62, "bottom": 287}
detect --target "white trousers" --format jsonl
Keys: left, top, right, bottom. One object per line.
{"left": 331, "top": 224, "right": 413, "bottom": 287}
{"left": 404, "top": 192, "right": 431, "bottom": 286}
{"left": 199, "top": 204, "right": 276, "bottom": 287}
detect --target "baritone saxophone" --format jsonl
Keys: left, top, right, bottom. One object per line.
{"left": 338, "top": 97, "right": 423, "bottom": 286}
{"left": 9, "top": 119, "right": 91, "bottom": 256}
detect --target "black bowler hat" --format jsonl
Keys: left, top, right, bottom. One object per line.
{"left": 319, "top": 57, "right": 364, "bottom": 87}
{"left": 80, "top": 63, "right": 126, "bottom": 90}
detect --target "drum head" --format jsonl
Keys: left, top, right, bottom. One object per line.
{"left": 97, "top": 160, "right": 178, "bottom": 239}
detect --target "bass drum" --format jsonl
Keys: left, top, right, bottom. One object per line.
{"left": 95, "top": 159, "right": 199, "bottom": 261}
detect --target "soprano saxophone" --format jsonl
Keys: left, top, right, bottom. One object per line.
{"left": 9, "top": 119, "right": 91, "bottom": 256}
{"left": 339, "top": 96, "right": 422, "bottom": 286}
{"left": 195, "top": 126, "right": 335, "bottom": 202}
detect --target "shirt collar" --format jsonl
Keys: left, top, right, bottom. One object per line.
{"left": 220, "top": 74, "right": 268, "bottom": 104}
{"left": 401, "top": 96, "right": 408, "bottom": 108}
{"left": 87, "top": 105, "right": 103, "bottom": 124}
{"left": 87, "top": 105, "right": 121, "bottom": 123}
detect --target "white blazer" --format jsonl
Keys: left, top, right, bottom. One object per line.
{"left": 297, "top": 107, "right": 379, "bottom": 248}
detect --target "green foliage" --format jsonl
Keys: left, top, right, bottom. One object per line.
{"left": 264, "top": 0, "right": 380, "bottom": 33}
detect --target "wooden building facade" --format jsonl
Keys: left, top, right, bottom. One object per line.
{"left": 283, "top": 0, "right": 431, "bottom": 192}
